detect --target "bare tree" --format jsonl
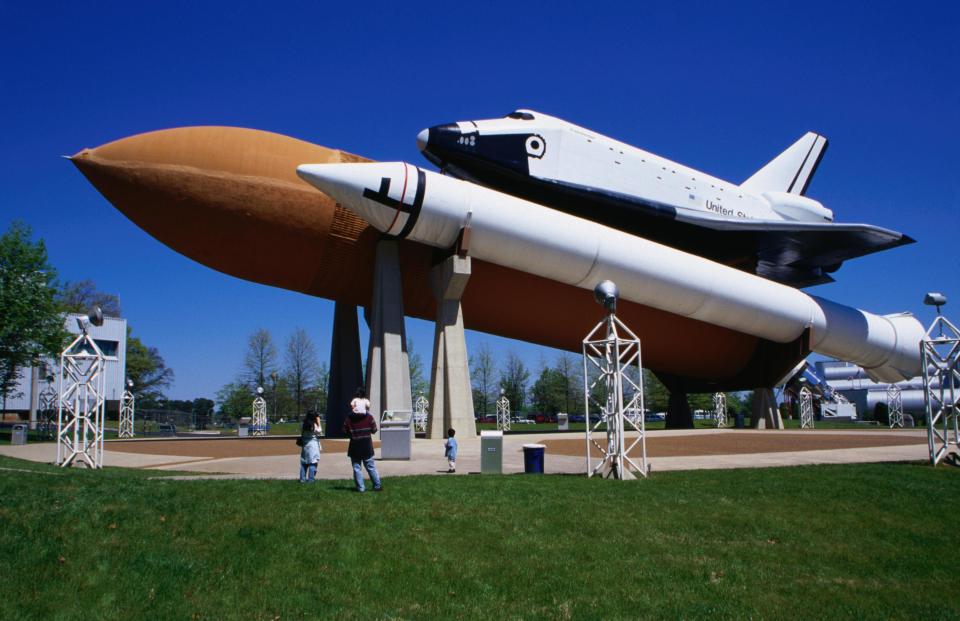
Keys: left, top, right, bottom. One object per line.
{"left": 243, "top": 328, "right": 277, "bottom": 390}
{"left": 57, "top": 279, "right": 122, "bottom": 317}
{"left": 470, "top": 344, "right": 496, "bottom": 418}
{"left": 285, "top": 327, "right": 319, "bottom": 420}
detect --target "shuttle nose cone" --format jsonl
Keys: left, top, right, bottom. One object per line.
{"left": 418, "top": 123, "right": 462, "bottom": 167}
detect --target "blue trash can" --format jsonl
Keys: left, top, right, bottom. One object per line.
{"left": 522, "top": 443, "right": 546, "bottom": 474}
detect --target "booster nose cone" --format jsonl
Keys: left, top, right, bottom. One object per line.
{"left": 297, "top": 162, "right": 419, "bottom": 236}
{"left": 416, "top": 128, "right": 429, "bottom": 152}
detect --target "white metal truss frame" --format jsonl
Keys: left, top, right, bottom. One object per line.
{"left": 713, "top": 392, "right": 727, "bottom": 428}
{"left": 582, "top": 312, "right": 648, "bottom": 480}
{"left": 887, "top": 384, "right": 904, "bottom": 429}
{"left": 922, "top": 315, "right": 960, "bottom": 465}
{"left": 414, "top": 394, "right": 429, "bottom": 433}
{"left": 38, "top": 382, "right": 58, "bottom": 437}
{"left": 56, "top": 333, "right": 106, "bottom": 468}
{"left": 250, "top": 395, "right": 268, "bottom": 436}
{"left": 799, "top": 386, "right": 815, "bottom": 429}
{"left": 119, "top": 389, "right": 135, "bottom": 438}
{"left": 496, "top": 395, "right": 511, "bottom": 432}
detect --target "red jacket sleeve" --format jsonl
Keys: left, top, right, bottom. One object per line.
{"left": 369, "top": 414, "right": 377, "bottom": 435}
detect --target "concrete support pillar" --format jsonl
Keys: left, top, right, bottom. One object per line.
{"left": 751, "top": 388, "right": 784, "bottom": 429}
{"left": 325, "top": 301, "right": 363, "bottom": 439}
{"left": 426, "top": 255, "right": 476, "bottom": 439}
{"left": 365, "top": 239, "right": 412, "bottom": 423}
{"left": 665, "top": 391, "right": 694, "bottom": 429}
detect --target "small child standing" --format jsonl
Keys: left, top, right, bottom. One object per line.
{"left": 444, "top": 428, "right": 458, "bottom": 473}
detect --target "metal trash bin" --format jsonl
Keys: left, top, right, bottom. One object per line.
{"left": 380, "top": 410, "right": 412, "bottom": 460}
{"left": 11, "top": 424, "right": 27, "bottom": 445}
{"left": 557, "top": 413, "right": 569, "bottom": 431}
{"left": 523, "top": 443, "right": 545, "bottom": 473}
{"left": 480, "top": 430, "right": 503, "bottom": 474}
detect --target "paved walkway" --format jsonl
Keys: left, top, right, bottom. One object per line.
{"left": 0, "top": 428, "right": 931, "bottom": 480}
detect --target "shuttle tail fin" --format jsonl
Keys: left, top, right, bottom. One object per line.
{"left": 741, "top": 132, "right": 828, "bottom": 196}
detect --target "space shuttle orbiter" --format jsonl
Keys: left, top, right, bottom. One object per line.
{"left": 417, "top": 110, "right": 913, "bottom": 288}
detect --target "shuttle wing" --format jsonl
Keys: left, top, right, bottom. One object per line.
{"left": 537, "top": 176, "right": 913, "bottom": 287}
{"left": 673, "top": 211, "right": 915, "bottom": 287}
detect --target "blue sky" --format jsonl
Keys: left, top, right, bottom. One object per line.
{"left": 1, "top": 2, "right": 957, "bottom": 399}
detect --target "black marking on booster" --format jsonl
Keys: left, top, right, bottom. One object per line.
{"left": 361, "top": 169, "right": 426, "bottom": 239}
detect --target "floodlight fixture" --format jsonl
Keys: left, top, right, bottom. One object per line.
{"left": 593, "top": 280, "right": 619, "bottom": 314}
{"left": 256, "top": 386, "right": 264, "bottom": 395}
{"left": 126, "top": 379, "right": 134, "bottom": 388}
{"left": 75, "top": 306, "right": 104, "bottom": 334}
{"left": 924, "top": 292, "right": 947, "bottom": 315}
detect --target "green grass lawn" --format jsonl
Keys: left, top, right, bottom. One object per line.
{"left": 2, "top": 456, "right": 957, "bottom": 620}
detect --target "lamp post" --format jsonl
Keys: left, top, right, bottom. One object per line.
{"left": 119, "top": 379, "right": 135, "bottom": 438}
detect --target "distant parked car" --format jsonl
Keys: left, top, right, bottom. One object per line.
{"left": 157, "top": 423, "right": 177, "bottom": 436}
{"left": 513, "top": 418, "right": 535, "bottom": 425}
{"left": 569, "top": 415, "right": 586, "bottom": 423}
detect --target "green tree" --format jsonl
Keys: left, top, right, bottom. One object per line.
{"left": 193, "top": 397, "right": 215, "bottom": 429}
{"left": 126, "top": 328, "right": 174, "bottom": 405}
{"left": 643, "top": 370, "right": 670, "bottom": 412}
{"left": 499, "top": 351, "right": 529, "bottom": 412}
{"left": 0, "top": 222, "right": 68, "bottom": 410}
{"left": 267, "top": 372, "right": 295, "bottom": 422}
{"left": 407, "top": 338, "right": 429, "bottom": 402}
{"left": 216, "top": 382, "right": 253, "bottom": 421}
{"left": 57, "top": 279, "right": 121, "bottom": 317}
{"left": 531, "top": 366, "right": 566, "bottom": 415}
{"left": 688, "top": 393, "right": 716, "bottom": 412}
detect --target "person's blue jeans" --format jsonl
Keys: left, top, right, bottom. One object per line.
{"left": 300, "top": 462, "right": 317, "bottom": 483}
{"left": 351, "top": 457, "right": 381, "bottom": 492}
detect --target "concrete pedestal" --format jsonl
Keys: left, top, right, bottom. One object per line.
{"left": 426, "top": 255, "right": 476, "bottom": 439}
{"left": 665, "top": 390, "right": 694, "bottom": 429}
{"left": 325, "top": 302, "right": 363, "bottom": 438}
{"left": 365, "top": 240, "right": 412, "bottom": 422}
{"left": 752, "top": 388, "right": 784, "bottom": 429}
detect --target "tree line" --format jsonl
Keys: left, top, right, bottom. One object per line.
{"left": 216, "top": 328, "right": 330, "bottom": 423}
{"left": 470, "top": 344, "right": 749, "bottom": 419}
{"left": 0, "top": 222, "right": 172, "bottom": 411}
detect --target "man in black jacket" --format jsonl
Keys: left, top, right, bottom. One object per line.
{"left": 342, "top": 388, "right": 383, "bottom": 492}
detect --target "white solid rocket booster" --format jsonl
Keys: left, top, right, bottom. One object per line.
{"left": 297, "top": 162, "right": 924, "bottom": 382}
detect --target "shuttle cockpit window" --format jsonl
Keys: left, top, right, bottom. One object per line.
{"left": 506, "top": 111, "right": 535, "bottom": 120}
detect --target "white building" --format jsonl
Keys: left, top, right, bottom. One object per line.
{"left": 2, "top": 313, "right": 127, "bottom": 421}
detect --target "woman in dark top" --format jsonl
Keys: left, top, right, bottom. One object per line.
{"left": 342, "top": 387, "right": 382, "bottom": 492}
{"left": 299, "top": 411, "right": 322, "bottom": 482}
